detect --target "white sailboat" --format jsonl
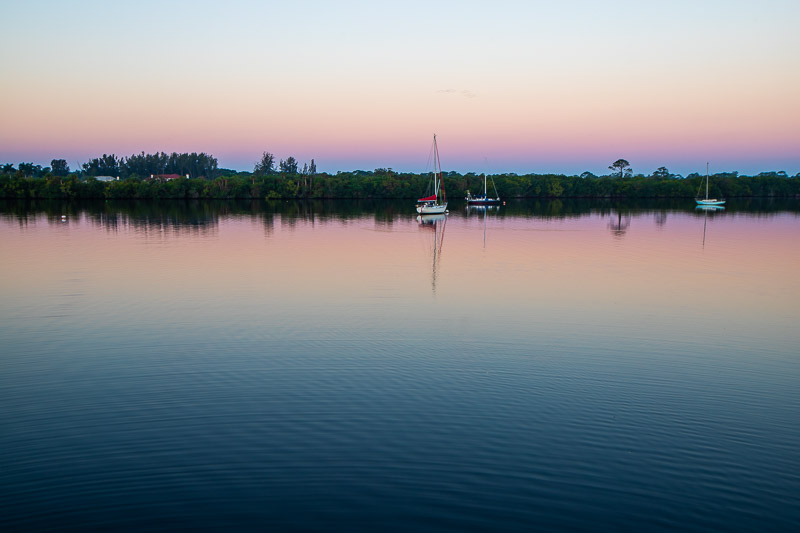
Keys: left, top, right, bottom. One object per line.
{"left": 416, "top": 135, "right": 448, "bottom": 215}
{"left": 696, "top": 162, "right": 726, "bottom": 206}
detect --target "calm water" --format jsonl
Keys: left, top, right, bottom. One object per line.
{"left": 1, "top": 199, "right": 799, "bottom": 532}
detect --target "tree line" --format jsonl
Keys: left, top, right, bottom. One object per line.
{"left": 2, "top": 170, "right": 798, "bottom": 200}
{"left": 2, "top": 152, "right": 219, "bottom": 180}
{"left": 80, "top": 152, "right": 220, "bottom": 179}
{"left": 2, "top": 153, "right": 798, "bottom": 200}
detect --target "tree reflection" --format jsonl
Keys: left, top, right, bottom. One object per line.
{"left": 608, "top": 210, "right": 631, "bottom": 237}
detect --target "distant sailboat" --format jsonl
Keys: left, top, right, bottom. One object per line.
{"left": 416, "top": 135, "right": 448, "bottom": 215}
{"left": 696, "top": 163, "right": 726, "bottom": 206}
{"left": 465, "top": 170, "right": 500, "bottom": 205}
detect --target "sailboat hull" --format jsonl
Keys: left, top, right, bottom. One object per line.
{"left": 417, "top": 203, "right": 448, "bottom": 214}
{"left": 466, "top": 196, "right": 500, "bottom": 205}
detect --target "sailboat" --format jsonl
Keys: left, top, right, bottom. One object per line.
{"left": 696, "top": 162, "right": 725, "bottom": 206}
{"left": 416, "top": 135, "right": 448, "bottom": 215}
{"left": 465, "top": 171, "right": 500, "bottom": 205}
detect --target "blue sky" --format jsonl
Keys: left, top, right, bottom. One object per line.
{"left": 1, "top": 0, "right": 798, "bottom": 175}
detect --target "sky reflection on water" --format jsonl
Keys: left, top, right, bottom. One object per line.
{"left": 1, "top": 199, "right": 799, "bottom": 531}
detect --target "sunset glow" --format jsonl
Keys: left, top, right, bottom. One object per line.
{"left": 2, "top": 0, "right": 798, "bottom": 175}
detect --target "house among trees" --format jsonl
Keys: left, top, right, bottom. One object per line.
{"left": 148, "top": 174, "right": 186, "bottom": 181}
{"left": 95, "top": 176, "right": 118, "bottom": 182}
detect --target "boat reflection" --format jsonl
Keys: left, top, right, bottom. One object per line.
{"left": 698, "top": 205, "right": 724, "bottom": 248}
{"left": 465, "top": 204, "right": 500, "bottom": 248}
{"left": 417, "top": 213, "right": 447, "bottom": 294}
{"left": 464, "top": 204, "right": 500, "bottom": 215}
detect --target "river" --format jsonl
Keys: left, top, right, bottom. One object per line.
{"left": 1, "top": 198, "right": 798, "bottom": 531}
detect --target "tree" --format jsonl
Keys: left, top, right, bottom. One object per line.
{"left": 580, "top": 171, "right": 597, "bottom": 179}
{"left": 309, "top": 159, "right": 316, "bottom": 190}
{"left": 609, "top": 159, "right": 632, "bottom": 178}
{"left": 18, "top": 162, "right": 42, "bottom": 177}
{"left": 254, "top": 152, "right": 275, "bottom": 175}
{"left": 652, "top": 166, "right": 669, "bottom": 179}
{"left": 2, "top": 163, "right": 15, "bottom": 174}
{"left": 112, "top": 151, "right": 217, "bottom": 179}
{"left": 51, "top": 159, "right": 70, "bottom": 177}
{"left": 300, "top": 163, "right": 309, "bottom": 191}
{"left": 279, "top": 156, "right": 298, "bottom": 174}
{"left": 83, "top": 154, "right": 120, "bottom": 177}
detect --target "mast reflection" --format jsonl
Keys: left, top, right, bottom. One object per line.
{"left": 697, "top": 204, "right": 724, "bottom": 248}
{"left": 417, "top": 213, "right": 447, "bottom": 294}
{"left": 465, "top": 204, "right": 500, "bottom": 249}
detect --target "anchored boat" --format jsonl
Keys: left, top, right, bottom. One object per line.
{"left": 465, "top": 171, "right": 500, "bottom": 205}
{"left": 696, "top": 162, "right": 726, "bottom": 206}
{"left": 416, "top": 135, "right": 448, "bottom": 215}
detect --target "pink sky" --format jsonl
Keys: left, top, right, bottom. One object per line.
{"left": 2, "top": 1, "right": 798, "bottom": 176}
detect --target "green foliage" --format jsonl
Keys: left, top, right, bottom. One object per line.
{"left": 82, "top": 151, "right": 218, "bottom": 179}
{"left": 609, "top": 159, "right": 632, "bottom": 178}
{"left": 51, "top": 159, "right": 70, "bottom": 177}
{"left": 2, "top": 160, "right": 799, "bottom": 200}
{"left": 83, "top": 154, "right": 120, "bottom": 177}
{"left": 254, "top": 152, "right": 276, "bottom": 175}
{"left": 17, "top": 162, "right": 45, "bottom": 177}
{"left": 652, "top": 166, "right": 670, "bottom": 179}
{"left": 279, "top": 157, "right": 298, "bottom": 174}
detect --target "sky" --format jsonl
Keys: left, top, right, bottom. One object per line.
{"left": 1, "top": 0, "right": 798, "bottom": 176}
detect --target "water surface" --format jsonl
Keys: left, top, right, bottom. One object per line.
{"left": 1, "top": 199, "right": 799, "bottom": 531}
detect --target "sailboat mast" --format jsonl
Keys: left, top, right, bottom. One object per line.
{"left": 706, "top": 162, "right": 709, "bottom": 200}
{"left": 433, "top": 134, "right": 445, "bottom": 203}
{"left": 433, "top": 134, "right": 439, "bottom": 198}
{"left": 483, "top": 157, "right": 488, "bottom": 197}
